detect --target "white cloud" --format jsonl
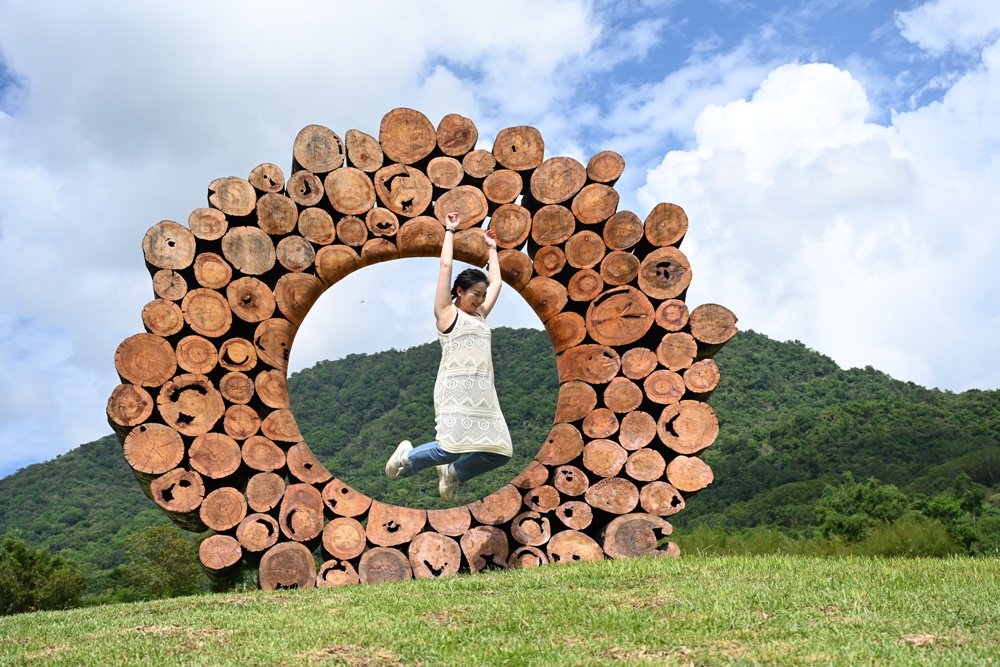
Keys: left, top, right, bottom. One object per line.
{"left": 897, "top": 0, "right": 1000, "bottom": 54}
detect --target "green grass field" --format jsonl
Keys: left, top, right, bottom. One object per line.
{"left": 2, "top": 555, "right": 998, "bottom": 666}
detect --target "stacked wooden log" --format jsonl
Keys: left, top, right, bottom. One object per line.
{"left": 109, "top": 108, "right": 736, "bottom": 589}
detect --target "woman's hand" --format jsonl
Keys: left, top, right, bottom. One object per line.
{"left": 484, "top": 228, "right": 498, "bottom": 250}
{"left": 445, "top": 212, "right": 460, "bottom": 231}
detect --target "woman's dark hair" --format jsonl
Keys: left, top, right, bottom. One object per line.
{"left": 451, "top": 268, "right": 489, "bottom": 300}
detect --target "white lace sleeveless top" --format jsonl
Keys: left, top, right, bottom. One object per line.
{"left": 433, "top": 309, "right": 513, "bottom": 456}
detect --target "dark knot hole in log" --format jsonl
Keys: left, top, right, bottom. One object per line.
{"left": 563, "top": 507, "right": 573, "bottom": 517}
{"left": 301, "top": 181, "right": 314, "bottom": 196}
{"left": 160, "top": 479, "right": 190, "bottom": 503}
{"left": 275, "top": 582, "right": 300, "bottom": 590}
{"left": 384, "top": 520, "right": 400, "bottom": 533}
{"left": 170, "top": 385, "right": 208, "bottom": 402}
{"left": 167, "top": 240, "right": 175, "bottom": 247}
{"left": 424, "top": 560, "right": 446, "bottom": 577}
{"left": 661, "top": 414, "right": 679, "bottom": 437}
{"left": 177, "top": 412, "right": 195, "bottom": 425}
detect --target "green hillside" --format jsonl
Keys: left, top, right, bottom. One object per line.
{"left": 0, "top": 327, "right": 997, "bottom": 587}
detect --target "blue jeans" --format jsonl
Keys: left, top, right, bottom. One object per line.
{"left": 408, "top": 441, "right": 510, "bottom": 482}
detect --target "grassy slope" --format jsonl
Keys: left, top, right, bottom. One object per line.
{"left": 1, "top": 556, "right": 998, "bottom": 666}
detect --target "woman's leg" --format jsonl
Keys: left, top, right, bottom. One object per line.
{"left": 406, "top": 441, "right": 460, "bottom": 472}
{"left": 451, "top": 452, "right": 510, "bottom": 482}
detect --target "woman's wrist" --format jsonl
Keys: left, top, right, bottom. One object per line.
{"left": 445, "top": 228, "right": 456, "bottom": 233}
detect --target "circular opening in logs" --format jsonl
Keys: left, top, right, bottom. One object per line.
{"left": 286, "top": 256, "right": 558, "bottom": 509}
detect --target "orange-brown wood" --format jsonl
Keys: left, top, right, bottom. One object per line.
{"left": 345, "top": 129, "right": 384, "bottom": 173}
{"left": 469, "top": 484, "right": 522, "bottom": 525}
{"left": 437, "top": 113, "right": 478, "bottom": 156}
{"left": 152, "top": 269, "right": 187, "bottom": 301}
{"left": 489, "top": 204, "right": 532, "bottom": 249}
{"left": 359, "top": 547, "right": 412, "bottom": 584}
{"left": 259, "top": 542, "right": 316, "bottom": 590}
{"left": 123, "top": 423, "right": 184, "bottom": 476}
{"left": 643, "top": 369, "right": 686, "bottom": 405}
{"left": 585, "top": 286, "right": 654, "bottom": 347}
{"left": 336, "top": 215, "right": 369, "bottom": 247}
{"left": 530, "top": 156, "right": 586, "bottom": 204}
{"left": 583, "top": 409, "right": 619, "bottom": 439}
{"left": 638, "top": 246, "right": 692, "bottom": 300}
{"left": 253, "top": 319, "right": 297, "bottom": 372}
{"left": 242, "top": 435, "right": 286, "bottom": 473}
{"left": 531, "top": 205, "right": 576, "bottom": 246}
{"left": 255, "top": 369, "right": 290, "bottom": 409}
{"left": 533, "top": 245, "right": 566, "bottom": 277}
{"left": 143, "top": 220, "right": 196, "bottom": 270}
{"left": 657, "top": 400, "right": 719, "bottom": 455}
{"left": 689, "top": 303, "right": 739, "bottom": 352}
{"left": 200, "top": 487, "right": 248, "bottom": 532}
{"left": 223, "top": 404, "right": 261, "bottom": 440}
{"left": 367, "top": 501, "right": 427, "bottom": 547}
{"left": 275, "top": 272, "right": 324, "bottom": 326}
{"left": 427, "top": 156, "right": 464, "bottom": 191}
{"left": 565, "top": 231, "right": 605, "bottom": 269}
{"left": 625, "top": 449, "right": 666, "bottom": 482}
{"left": 221, "top": 226, "right": 277, "bottom": 276}
{"left": 644, "top": 202, "right": 688, "bottom": 247}
{"left": 322, "top": 517, "right": 367, "bottom": 560}
{"left": 409, "top": 532, "right": 462, "bottom": 579}
{"left": 279, "top": 483, "right": 325, "bottom": 542}
{"left": 276, "top": 236, "right": 316, "bottom": 273}
{"left": 619, "top": 411, "right": 657, "bottom": 451}
{"left": 287, "top": 442, "right": 333, "bottom": 485}
{"left": 600, "top": 251, "right": 640, "bottom": 286}
{"left": 366, "top": 208, "right": 399, "bottom": 238}
{"left": 547, "top": 530, "right": 603, "bottom": 563}
{"left": 361, "top": 238, "right": 400, "bottom": 266}
{"left": 150, "top": 468, "right": 206, "bottom": 531}
{"left": 483, "top": 169, "right": 522, "bottom": 204}
{"left": 511, "top": 460, "right": 549, "bottom": 490}
{"left": 219, "top": 371, "right": 254, "bottom": 404}
{"left": 298, "top": 207, "right": 336, "bottom": 245}
{"left": 181, "top": 288, "right": 232, "bottom": 338}
{"left": 434, "top": 185, "right": 488, "bottom": 229}
{"left": 586, "top": 150, "right": 625, "bottom": 185}
{"left": 567, "top": 269, "right": 604, "bottom": 302}
{"left": 326, "top": 168, "right": 376, "bottom": 216}
{"left": 571, "top": 183, "right": 619, "bottom": 225}
{"left": 553, "top": 465, "right": 589, "bottom": 497}
{"left": 508, "top": 546, "right": 548, "bottom": 569}
{"left": 536, "top": 423, "right": 585, "bottom": 466}
{"left": 657, "top": 332, "right": 698, "bottom": 371}
{"left": 199, "top": 534, "right": 243, "bottom": 576}
{"left": 655, "top": 299, "right": 690, "bottom": 332}
{"left": 557, "top": 344, "right": 620, "bottom": 384}
{"left": 621, "top": 347, "right": 658, "bottom": 380}
{"left": 493, "top": 126, "right": 544, "bottom": 171}
{"left": 322, "top": 479, "right": 372, "bottom": 518}
{"left": 511, "top": 511, "right": 552, "bottom": 547}
{"left": 188, "top": 208, "right": 228, "bottom": 241}
{"left": 256, "top": 193, "right": 298, "bottom": 235}
{"left": 374, "top": 164, "right": 433, "bottom": 217}
{"left": 602, "top": 513, "right": 674, "bottom": 560}
{"left": 521, "top": 276, "right": 568, "bottom": 323}
{"left": 427, "top": 506, "right": 473, "bottom": 537}
{"left": 523, "top": 485, "right": 560, "bottom": 513}
{"left": 554, "top": 380, "right": 597, "bottom": 423}
{"left": 585, "top": 477, "right": 639, "bottom": 514}
{"left": 293, "top": 124, "right": 344, "bottom": 174}
{"left": 141, "top": 299, "right": 184, "bottom": 337}
{"left": 554, "top": 502, "right": 593, "bottom": 531}
{"left": 583, "top": 438, "right": 627, "bottom": 477}
{"left": 209, "top": 177, "right": 257, "bottom": 217}
{"left": 640, "top": 481, "right": 686, "bottom": 516}
{"left": 157, "top": 374, "right": 225, "bottom": 436}
{"left": 260, "top": 408, "right": 303, "bottom": 442}
{"left": 317, "top": 559, "right": 360, "bottom": 588}
{"left": 462, "top": 149, "right": 496, "bottom": 180}
{"left": 453, "top": 228, "right": 489, "bottom": 266}
{"left": 107, "top": 384, "right": 154, "bottom": 434}
{"left": 665, "top": 455, "right": 714, "bottom": 493}
{"left": 249, "top": 162, "right": 285, "bottom": 193}
{"left": 193, "top": 252, "right": 233, "bottom": 289}
{"left": 545, "top": 311, "right": 586, "bottom": 354}
{"left": 396, "top": 216, "right": 443, "bottom": 258}
{"left": 175, "top": 335, "right": 217, "bottom": 375}
{"left": 237, "top": 513, "right": 280, "bottom": 552}
{"left": 189, "top": 432, "right": 242, "bottom": 479}
{"left": 218, "top": 337, "right": 258, "bottom": 372}
{"left": 684, "top": 358, "right": 721, "bottom": 396}
{"left": 286, "top": 170, "right": 324, "bottom": 207}
{"left": 498, "top": 248, "right": 533, "bottom": 291}
{"left": 604, "top": 377, "right": 643, "bottom": 413}
{"left": 380, "top": 107, "right": 436, "bottom": 165}
{"left": 460, "top": 526, "right": 509, "bottom": 573}
{"left": 315, "top": 244, "right": 361, "bottom": 285}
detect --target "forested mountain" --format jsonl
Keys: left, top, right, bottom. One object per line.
{"left": 1, "top": 327, "right": 997, "bottom": 582}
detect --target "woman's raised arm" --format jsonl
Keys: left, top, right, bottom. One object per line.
{"left": 478, "top": 229, "right": 502, "bottom": 318}
{"left": 434, "top": 212, "right": 461, "bottom": 330}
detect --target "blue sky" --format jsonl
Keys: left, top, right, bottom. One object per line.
{"left": 0, "top": 0, "right": 998, "bottom": 477}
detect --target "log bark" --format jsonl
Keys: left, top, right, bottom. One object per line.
{"left": 256, "top": 193, "right": 298, "bottom": 235}
{"left": 367, "top": 501, "right": 426, "bottom": 547}
{"left": 640, "top": 481, "right": 686, "bottom": 516}
{"left": 565, "top": 231, "right": 605, "bottom": 269}
{"left": 547, "top": 530, "right": 604, "bottom": 563}
{"left": 657, "top": 400, "right": 719, "bottom": 455}
{"left": 489, "top": 204, "right": 531, "bottom": 249}
{"left": 510, "top": 461, "right": 549, "bottom": 491}
{"left": 188, "top": 208, "right": 228, "bottom": 242}
{"left": 325, "top": 168, "right": 376, "bottom": 216}
{"left": 315, "top": 244, "right": 361, "bottom": 285}
{"left": 557, "top": 344, "right": 620, "bottom": 384}
{"left": 655, "top": 299, "right": 690, "bottom": 332}
{"left": 536, "top": 423, "right": 584, "bottom": 466}
{"left": 586, "top": 150, "right": 625, "bottom": 185}
{"left": 603, "top": 377, "right": 643, "bottom": 413}
{"left": 359, "top": 547, "right": 412, "bottom": 584}
{"left": 259, "top": 542, "right": 316, "bottom": 590}
{"left": 189, "top": 432, "right": 242, "bottom": 479}
{"left": 193, "top": 252, "right": 233, "bottom": 290}
{"left": 200, "top": 487, "right": 248, "bottom": 532}
{"left": 143, "top": 220, "right": 196, "bottom": 270}
{"left": 638, "top": 246, "right": 692, "bottom": 300}
{"left": 221, "top": 226, "right": 277, "bottom": 276}
{"left": 545, "top": 311, "right": 586, "bottom": 355}
{"left": 260, "top": 408, "right": 303, "bottom": 442}
{"left": 533, "top": 245, "right": 566, "bottom": 277}
{"left": 571, "top": 184, "right": 619, "bottom": 225}
{"left": 379, "top": 107, "right": 436, "bottom": 165}
{"left": 643, "top": 369, "right": 686, "bottom": 405}
{"left": 508, "top": 546, "right": 548, "bottom": 569}
{"left": 237, "top": 513, "right": 280, "bottom": 553}
{"left": 521, "top": 276, "right": 568, "bottom": 323}
{"left": 531, "top": 205, "right": 575, "bottom": 246}
{"left": 409, "top": 532, "right": 462, "bottom": 579}
{"left": 298, "top": 207, "right": 336, "bottom": 245}
{"left": 469, "top": 484, "right": 522, "bottom": 525}
{"left": 511, "top": 511, "right": 552, "bottom": 547}
{"left": 555, "top": 502, "right": 593, "bottom": 531}
{"left": 322, "top": 479, "right": 372, "bottom": 518}
{"left": 293, "top": 124, "right": 344, "bottom": 174}
{"left": 665, "top": 456, "right": 714, "bottom": 493}
{"left": 602, "top": 513, "right": 674, "bottom": 559}
{"left": 498, "top": 248, "right": 533, "bottom": 291}
{"left": 287, "top": 441, "right": 333, "bottom": 484}
{"left": 483, "top": 169, "right": 522, "bottom": 204}
{"left": 437, "top": 113, "right": 478, "bottom": 157}
{"left": 522, "top": 485, "right": 560, "bottom": 513}
{"left": 374, "top": 164, "right": 433, "bottom": 217}
{"left": 625, "top": 449, "right": 666, "bottom": 483}
{"left": 254, "top": 319, "right": 297, "bottom": 372}
{"left": 317, "top": 559, "right": 360, "bottom": 587}
{"left": 199, "top": 534, "right": 243, "bottom": 577}
{"left": 585, "top": 286, "right": 654, "bottom": 346}
{"left": 684, "top": 359, "right": 721, "bottom": 397}
{"left": 142, "top": 299, "right": 184, "bottom": 337}
{"left": 530, "top": 156, "right": 586, "bottom": 204}
{"left": 255, "top": 369, "right": 291, "bottom": 409}
{"left": 688, "top": 304, "right": 738, "bottom": 355}
{"left": 553, "top": 465, "right": 589, "bottom": 497}
{"left": 366, "top": 208, "right": 399, "bottom": 237}
{"left": 123, "top": 423, "right": 184, "bottom": 476}
{"left": 242, "top": 435, "right": 286, "bottom": 473}
{"left": 427, "top": 506, "right": 472, "bottom": 537}
{"left": 157, "top": 373, "right": 225, "bottom": 436}
{"left": 249, "top": 162, "right": 285, "bottom": 193}
{"left": 462, "top": 149, "right": 496, "bottom": 180}
{"left": 434, "top": 185, "right": 488, "bottom": 229}
{"left": 322, "top": 517, "right": 367, "bottom": 560}
{"left": 150, "top": 468, "right": 206, "bottom": 531}
{"left": 644, "top": 202, "right": 688, "bottom": 247}
{"left": 152, "top": 269, "right": 186, "bottom": 301}
{"left": 554, "top": 380, "right": 597, "bottom": 423}
{"left": 286, "top": 170, "right": 324, "bottom": 207}
{"left": 107, "top": 384, "right": 154, "bottom": 436}
{"left": 584, "top": 477, "right": 639, "bottom": 514}
{"left": 279, "top": 483, "right": 325, "bottom": 543}
{"left": 602, "top": 211, "right": 643, "bottom": 251}
{"left": 460, "top": 526, "right": 509, "bottom": 573}
{"left": 583, "top": 438, "right": 627, "bottom": 477}
{"left": 567, "top": 269, "right": 603, "bottom": 302}
{"left": 345, "top": 129, "right": 384, "bottom": 173}
{"left": 223, "top": 404, "right": 261, "bottom": 440}
{"left": 335, "top": 215, "right": 369, "bottom": 247}
{"left": 182, "top": 288, "right": 232, "bottom": 338}
{"left": 220, "top": 371, "right": 254, "bottom": 404}
{"left": 621, "top": 347, "right": 658, "bottom": 380}
{"left": 599, "top": 251, "right": 640, "bottom": 286}
{"left": 276, "top": 236, "right": 316, "bottom": 273}
{"left": 493, "top": 125, "right": 544, "bottom": 171}
{"left": 275, "top": 272, "right": 324, "bottom": 326}
{"left": 619, "top": 411, "right": 657, "bottom": 451}
{"left": 175, "top": 335, "right": 217, "bottom": 375}
{"left": 657, "top": 333, "right": 698, "bottom": 371}
{"left": 582, "top": 409, "right": 619, "bottom": 439}
{"left": 427, "top": 156, "right": 464, "bottom": 191}
{"left": 218, "top": 337, "right": 258, "bottom": 372}
{"left": 208, "top": 177, "right": 257, "bottom": 217}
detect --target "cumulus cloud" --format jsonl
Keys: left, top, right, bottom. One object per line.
{"left": 896, "top": 0, "right": 1000, "bottom": 54}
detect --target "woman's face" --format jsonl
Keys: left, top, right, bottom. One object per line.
{"left": 455, "top": 281, "right": 488, "bottom": 314}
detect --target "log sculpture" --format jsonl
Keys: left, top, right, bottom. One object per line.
{"left": 109, "top": 108, "right": 737, "bottom": 590}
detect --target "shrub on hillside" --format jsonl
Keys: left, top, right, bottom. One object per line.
{"left": 0, "top": 533, "right": 86, "bottom": 615}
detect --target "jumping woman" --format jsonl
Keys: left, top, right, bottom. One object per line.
{"left": 384, "top": 211, "right": 513, "bottom": 501}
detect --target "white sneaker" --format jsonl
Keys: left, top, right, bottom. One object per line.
{"left": 385, "top": 440, "right": 412, "bottom": 480}
{"left": 437, "top": 464, "right": 458, "bottom": 502}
